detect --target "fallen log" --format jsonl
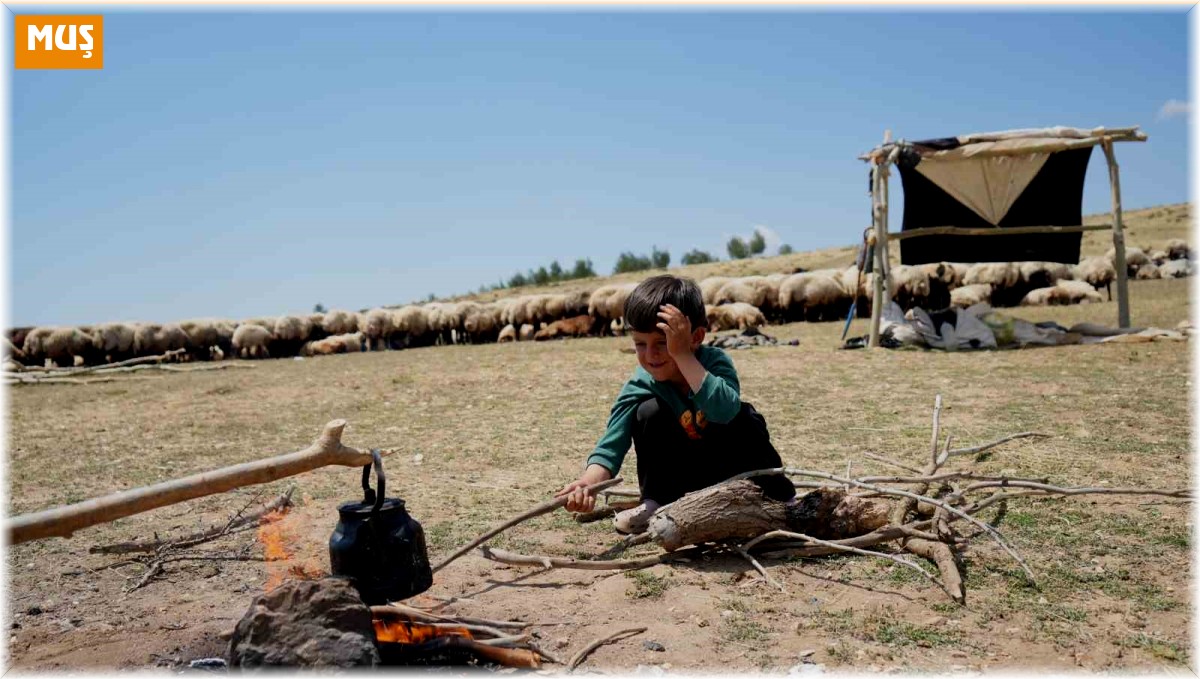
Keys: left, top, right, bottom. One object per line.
{"left": 647, "top": 481, "right": 890, "bottom": 552}
{"left": 8, "top": 420, "right": 372, "bottom": 545}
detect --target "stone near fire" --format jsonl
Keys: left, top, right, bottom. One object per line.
{"left": 228, "top": 577, "right": 379, "bottom": 667}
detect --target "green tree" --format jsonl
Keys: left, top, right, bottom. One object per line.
{"left": 614, "top": 251, "right": 653, "bottom": 274}
{"left": 549, "top": 260, "right": 563, "bottom": 281}
{"left": 313, "top": 303, "right": 327, "bottom": 313}
{"left": 532, "top": 266, "right": 551, "bottom": 286}
{"left": 748, "top": 229, "right": 766, "bottom": 256}
{"left": 508, "top": 272, "right": 528, "bottom": 288}
{"left": 727, "top": 236, "right": 750, "bottom": 260}
{"left": 681, "top": 249, "right": 715, "bottom": 265}
{"left": 571, "top": 258, "right": 596, "bottom": 279}
{"left": 778, "top": 244, "right": 794, "bottom": 255}
{"left": 650, "top": 246, "right": 670, "bottom": 269}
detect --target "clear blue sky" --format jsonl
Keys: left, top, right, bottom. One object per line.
{"left": 10, "top": 9, "right": 1190, "bottom": 327}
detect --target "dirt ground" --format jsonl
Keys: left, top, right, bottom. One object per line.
{"left": 5, "top": 241, "right": 1194, "bottom": 672}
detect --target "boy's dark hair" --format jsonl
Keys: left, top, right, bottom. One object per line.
{"left": 623, "top": 275, "right": 707, "bottom": 333}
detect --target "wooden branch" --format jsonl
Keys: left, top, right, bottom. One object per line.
{"left": 431, "top": 477, "right": 623, "bottom": 573}
{"left": 888, "top": 224, "right": 1111, "bottom": 242}
{"left": 480, "top": 545, "right": 683, "bottom": 571}
{"left": 8, "top": 420, "right": 372, "bottom": 545}
{"left": 568, "top": 627, "right": 647, "bottom": 671}
{"left": 928, "top": 394, "right": 943, "bottom": 467}
{"left": 903, "top": 538, "right": 965, "bottom": 604}
{"left": 599, "top": 488, "right": 641, "bottom": 500}
{"left": 863, "top": 452, "right": 924, "bottom": 475}
{"left": 732, "top": 545, "right": 786, "bottom": 593}
{"left": 89, "top": 488, "right": 294, "bottom": 555}
{"left": 758, "top": 522, "right": 931, "bottom": 559}
{"left": 24, "top": 349, "right": 187, "bottom": 375}
{"left": 743, "top": 529, "right": 955, "bottom": 601}
{"left": 959, "top": 480, "right": 1192, "bottom": 498}
{"left": 944, "top": 432, "right": 1050, "bottom": 459}
{"left": 858, "top": 472, "right": 1051, "bottom": 485}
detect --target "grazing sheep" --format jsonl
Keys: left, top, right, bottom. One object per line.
{"left": 322, "top": 310, "right": 359, "bottom": 336}
{"left": 132, "top": 323, "right": 189, "bottom": 359}
{"left": 232, "top": 323, "right": 272, "bottom": 359}
{"left": 777, "top": 272, "right": 850, "bottom": 322}
{"left": 950, "top": 284, "right": 993, "bottom": 308}
{"left": 1134, "top": 261, "right": 1161, "bottom": 280}
{"left": 714, "top": 277, "right": 772, "bottom": 309}
{"left": 271, "top": 315, "right": 315, "bottom": 357}
{"left": 391, "top": 305, "right": 432, "bottom": 347}
{"left": 1149, "top": 250, "right": 1170, "bottom": 266}
{"left": 22, "top": 327, "right": 93, "bottom": 367}
{"left": 360, "top": 308, "right": 393, "bottom": 351}
{"left": 1159, "top": 259, "right": 1193, "bottom": 278}
{"left": 461, "top": 303, "right": 502, "bottom": 344}
{"left": 241, "top": 317, "right": 277, "bottom": 331}
{"left": 7, "top": 327, "right": 33, "bottom": 353}
{"left": 1165, "top": 238, "right": 1192, "bottom": 261}
{"left": 1106, "top": 246, "right": 1151, "bottom": 276}
{"left": 90, "top": 322, "right": 136, "bottom": 363}
{"left": 518, "top": 323, "right": 536, "bottom": 341}
{"left": 1073, "top": 256, "right": 1117, "bottom": 300}
{"left": 610, "top": 317, "right": 626, "bottom": 337}
{"left": 1020, "top": 280, "right": 1104, "bottom": 306}
{"left": 562, "top": 289, "right": 591, "bottom": 317}
{"left": 587, "top": 283, "right": 639, "bottom": 335}
{"left": 534, "top": 314, "right": 593, "bottom": 341}
{"left": 498, "top": 323, "right": 517, "bottom": 343}
{"left": 699, "top": 277, "right": 731, "bottom": 305}
{"left": 965, "top": 262, "right": 1022, "bottom": 306}
{"left": 706, "top": 302, "right": 767, "bottom": 332}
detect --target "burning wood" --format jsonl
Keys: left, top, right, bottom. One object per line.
{"left": 255, "top": 505, "right": 327, "bottom": 591}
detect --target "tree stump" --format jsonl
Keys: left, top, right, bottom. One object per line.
{"left": 647, "top": 480, "right": 891, "bottom": 552}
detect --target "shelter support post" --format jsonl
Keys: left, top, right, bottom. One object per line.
{"left": 1101, "top": 138, "right": 1131, "bottom": 328}
{"left": 868, "top": 160, "right": 885, "bottom": 348}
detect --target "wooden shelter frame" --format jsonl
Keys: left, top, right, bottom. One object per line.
{"left": 860, "top": 126, "right": 1148, "bottom": 348}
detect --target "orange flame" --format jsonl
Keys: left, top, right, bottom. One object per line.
{"left": 256, "top": 507, "right": 327, "bottom": 590}
{"left": 372, "top": 616, "right": 473, "bottom": 644}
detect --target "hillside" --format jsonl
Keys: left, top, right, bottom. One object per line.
{"left": 445, "top": 202, "right": 1192, "bottom": 305}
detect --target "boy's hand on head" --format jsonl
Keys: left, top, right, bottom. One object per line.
{"left": 657, "top": 304, "right": 694, "bottom": 359}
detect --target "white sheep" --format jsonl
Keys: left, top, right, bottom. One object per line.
{"left": 361, "top": 308, "right": 393, "bottom": 350}
{"left": 90, "top": 322, "right": 136, "bottom": 363}
{"left": 322, "top": 310, "right": 359, "bottom": 336}
{"left": 232, "top": 323, "right": 273, "bottom": 359}
{"left": 498, "top": 323, "right": 517, "bottom": 343}
{"left": 1073, "top": 256, "right": 1116, "bottom": 300}
{"left": 133, "top": 323, "right": 189, "bottom": 359}
{"left": 1165, "top": 238, "right": 1192, "bottom": 261}
{"left": 777, "top": 272, "right": 849, "bottom": 322}
{"left": 1159, "top": 259, "right": 1193, "bottom": 278}
{"left": 698, "top": 277, "right": 731, "bottom": 305}
{"left": 950, "top": 284, "right": 993, "bottom": 308}
{"left": 518, "top": 323, "right": 536, "bottom": 341}
{"left": 1020, "top": 280, "right": 1103, "bottom": 306}
{"left": 706, "top": 303, "right": 767, "bottom": 332}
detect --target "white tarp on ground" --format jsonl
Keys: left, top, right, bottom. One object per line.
{"left": 914, "top": 153, "right": 1049, "bottom": 225}
{"left": 877, "top": 302, "right": 1189, "bottom": 350}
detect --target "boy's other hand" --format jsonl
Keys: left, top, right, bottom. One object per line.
{"left": 657, "top": 304, "right": 694, "bottom": 359}
{"left": 555, "top": 464, "right": 612, "bottom": 513}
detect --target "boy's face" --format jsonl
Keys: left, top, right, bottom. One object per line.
{"left": 630, "top": 328, "right": 703, "bottom": 384}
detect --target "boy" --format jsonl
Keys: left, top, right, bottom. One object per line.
{"left": 557, "top": 274, "right": 795, "bottom": 534}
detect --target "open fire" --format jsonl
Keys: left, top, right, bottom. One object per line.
{"left": 256, "top": 507, "right": 327, "bottom": 591}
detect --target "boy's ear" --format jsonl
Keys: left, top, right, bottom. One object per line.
{"left": 691, "top": 326, "right": 706, "bottom": 348}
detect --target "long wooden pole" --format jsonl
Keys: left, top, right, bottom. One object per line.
{"left": 1101, "top": 138, "right": 1131, "bottom": 328}
{"left": 7, "top": 420, "right": 373, "bottom": 545}
{"left": 887, "top": 223, "right": 1112, "bottom": 241}
{"left": 868, "top": 159, "right": 885, "bottom": 348}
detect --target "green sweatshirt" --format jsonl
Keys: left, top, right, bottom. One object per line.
{"left": 586, "top": 345, "right": 741, "bottom": 475}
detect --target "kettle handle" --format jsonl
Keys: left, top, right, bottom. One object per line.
{"left": 360, "top": 449, "right": 386, "bottom": 515}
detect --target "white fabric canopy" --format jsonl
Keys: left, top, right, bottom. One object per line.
{"left": 913, "top": 153, "right": 1049, "bottom": 225}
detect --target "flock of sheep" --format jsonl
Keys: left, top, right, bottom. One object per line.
{"left": 7, "top": 239, "right": 1191, "bottom": 368}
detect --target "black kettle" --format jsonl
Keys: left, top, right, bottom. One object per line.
{"left": 329, "top": 450, "right": 432, "bottom": 604}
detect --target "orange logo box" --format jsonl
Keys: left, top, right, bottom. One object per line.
{"left": 15, "top": 15, "right": 103, "bottom": 69}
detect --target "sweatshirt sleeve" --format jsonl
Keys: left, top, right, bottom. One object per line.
{"left": 586, "top": 379, "right": 651, "bottom": 475}
{"left": 691, "top": 347, "right": 741, "bottom": 424}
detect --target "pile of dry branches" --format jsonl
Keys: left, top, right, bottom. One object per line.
{"left": 5, "top": 350, "right": 255, "bottom": 386}
{"left": 449, "top": 395, "right": 1192, "bottom": 605}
